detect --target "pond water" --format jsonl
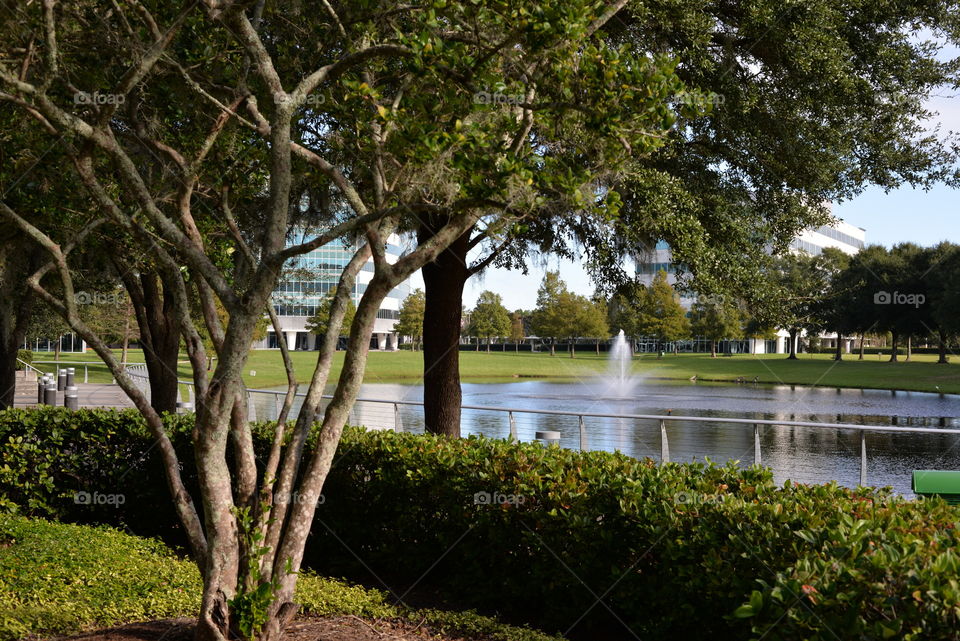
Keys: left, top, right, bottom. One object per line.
{"left": 255, "top": 379, "right": 960, "bottom": 497}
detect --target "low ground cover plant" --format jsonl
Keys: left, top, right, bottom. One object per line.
{"left": 0, "top": 515, "right": 562, "bottom": 641}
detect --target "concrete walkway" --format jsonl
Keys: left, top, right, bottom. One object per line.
{"left": 13, "top": 370, "right": 136, "bottom": 409}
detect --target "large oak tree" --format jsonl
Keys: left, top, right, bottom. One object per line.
{"left": 420, "top": 0, "right": 960, "bottom": 436}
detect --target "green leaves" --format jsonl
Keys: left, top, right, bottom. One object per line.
{"left": 6, "top": 406, "right": 960, "bottom": 640}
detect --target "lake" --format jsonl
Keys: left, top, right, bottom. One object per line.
{"left": 255, "top": 379, "right": 960, "bottom": 497}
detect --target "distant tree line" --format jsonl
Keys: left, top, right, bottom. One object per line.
{"left": 422, "top": 242, "right": 960, "bottom": 362}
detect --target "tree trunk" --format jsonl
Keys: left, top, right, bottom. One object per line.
{"left": 834, "top": 333, "right": 843, "bottom": 361}
{"left": 889, "top": 331, "right": 899, "bottom": 362}
{"left": 486, "top": 338, "right": 490, "bottom": 353}
{"left": 0, "top": 286, "right": 32, "bottom": 408}
{"left": 419, "top": 221, "right": 470, "bottom": 438}
{"left": 54, "top": 337, "right": 61, "bottom": 362}
{"left": 905, "top": 335, "right": 912, "bottom": 362}
{"left": 550, "top": 340, "right": 555, "bottom": 356}
{"left": 0, "top": 246, "right": 37, "bottom": 409}
{"left": 858, "top": 333, "right": 865, "bottom": 360}
{"left": 938, "top": 330, "right": 949, "bottom": 364}
{"left": 121, "top": 300, "right": 133, "bottom": 366}
{"left": 120, "top": 270, "right": 182, "bottom": 414}
{"left": 570, "top": 340, "right": 575, "bottom": 358}
{"left": 711, "top": 340, "right": 717, "bottom": 358}
{"left": 787, "top": 330, "right": 798, "bottom": 360}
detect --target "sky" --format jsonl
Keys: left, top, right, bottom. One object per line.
{"left": 448, "top": 42, "right": 960, "bottom": 312}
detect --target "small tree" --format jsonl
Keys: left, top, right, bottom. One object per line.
{"left": 927, "top": 243, "right": 960, "bottom": 363}
{"left": 469, "top": 291, "right": 511, "bottom": 352}
{"left": 509, "top": 311, "right": 526, "bottom": 352}
{"left": 635, "top": 271, "right": 690, "bottom": 349}
{"left": 27, "top": 301, "right": 71, "bottom": 361}
{"left": 761, "top": 253, "right": 825, "bottom": 360}
{"left": 396, "top": 289, "right": 425, "bottom": 351}
{"left": 531, "top": 272, "right": 570, "bottom": 356}
{"left": 0, "top": 2, "right": 685, "bottom": 639}
{"left": 82, "top": 290, "right": 140, "bottom": 365}
{"left": 565, "top": 294, "right": 609, "bottom": 358}
{"left": 690, "top": 296, "right": 744, "bottom": 358}
{"left": 305, "top": 291, "right": 357, "bottom": 350}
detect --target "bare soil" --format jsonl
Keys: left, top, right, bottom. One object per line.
{"left": 53, "top": 615, "right": 479, "bottom": 641}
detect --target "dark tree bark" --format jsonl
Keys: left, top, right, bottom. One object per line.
{"left": 0, "top": 295, "right": 35, "bottom": 409}
{"left": 0, "top": 244, "right": 39, "bottom": 409}
{"left": 120, "top": 268, "right": 182, "bottom": 414}
{"left": 419, "top": 218, "right": 470, "bottom": 438}
{"left": 938, "top": 330, "right": 949, "bottom": 364}
{"left": 905, "top": 335, "right": 912, "bottom": 361}
{"left": 889, "top": 330, "right": 899, "bottom": 362}
{"left": 834, "top": 333, "right": 843, "bottom": 361}
{"left": 787, "top": 329, "right": 798, "bottom": 360}
{"left": 858, "top": 333, "right": 865, "bottom": 360}
{"left": 710, "top": 340, "right": 717, "bottom": 358}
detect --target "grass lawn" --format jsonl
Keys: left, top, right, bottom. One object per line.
{"left": 29, "top": 348, "right": 960, "bottom": 393}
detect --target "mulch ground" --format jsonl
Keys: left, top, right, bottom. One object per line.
{"left": 54, "top": 616, "right": 479, "bottom": 641}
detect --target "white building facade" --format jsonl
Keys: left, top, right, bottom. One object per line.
{"left": 255, "top": 231, "right": 411, "bottom": 351}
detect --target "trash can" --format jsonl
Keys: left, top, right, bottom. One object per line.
{"left": 912, "top": 470, "right": 960, "bottom": 505}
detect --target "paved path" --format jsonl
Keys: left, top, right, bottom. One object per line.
{"left": 13, "top": 371, "right": 137, "bottom": 409}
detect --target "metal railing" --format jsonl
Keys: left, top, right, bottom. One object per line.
{"left": 16, "top": 358, "right": 44, "bottom": 378}
{"left": 33, "top": 360, "right": 146, "bottom": 384}
{"left": 118, "top": 364, "right": 960, "bottom": 488}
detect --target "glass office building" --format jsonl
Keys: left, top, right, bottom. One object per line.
{"left": 258, "top": 230, "right": 412, "bottom": 351}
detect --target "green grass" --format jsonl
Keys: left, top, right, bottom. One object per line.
{"left": 0, "top": 515, "right": 562, "bottom": 641}
{"left": 28, "top": 348, "right": 960, "bottom": 393}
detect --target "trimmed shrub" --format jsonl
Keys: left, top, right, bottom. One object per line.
{"left": 0, "top": 407, "right": 195, "bottom": 543}
{"left": 4, "top": 408, "right": 960, "bottom": 639}
{"left": 737, "top": 502, "right": 960, "bottom": 640}
{"left": 14, "top": 350, "right": 32, "bottom": 369}
{"left": 313, "top": 430, "right": 960, "bottom": 639}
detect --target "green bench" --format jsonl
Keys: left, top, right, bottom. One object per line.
{"left": 912, "top": 470, "right": 960, "bottom": 505}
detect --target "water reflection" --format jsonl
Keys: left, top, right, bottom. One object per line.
{"left": 252, "top": 380, "right": 960, "bottom": 497}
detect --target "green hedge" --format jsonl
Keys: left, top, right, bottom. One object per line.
{"left": 14, "top": 350, "right": 32, "bottom": 369}
{"left": 857, "top": 346, "right": 951, "bottom": 356}
{"left": 314, "top": 430, "right": 927, "bottom": 639}
{"left": 740, "top": 509, "right": 960, "bottom": 640}
{"left": 3, "top": 408, "right": 960, "bottom": 639}
{"left": 0, "top": 407, "right": 195, "bottom": 545}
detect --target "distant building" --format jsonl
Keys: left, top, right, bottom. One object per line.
{"left": 633, "top": 216, "right": 867, "bottom": 354}
{"left": 255, "top": 231, "right": 412, "bottom": 351}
